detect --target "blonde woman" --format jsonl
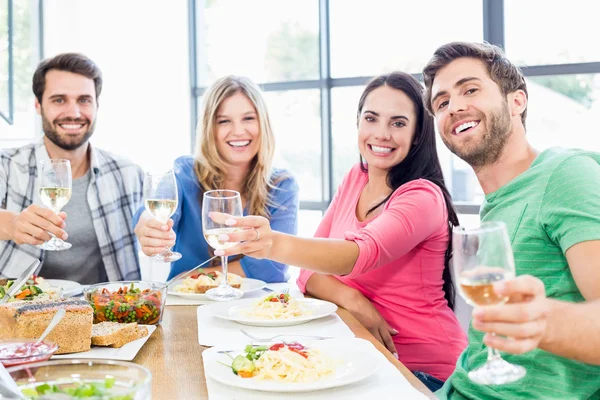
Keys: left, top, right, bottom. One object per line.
{"left": 133, "top": 76, "right": 299, "bottom": 282}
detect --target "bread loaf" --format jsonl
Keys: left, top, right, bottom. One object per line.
{"left": 0, "top": 298, "right": 93, "bottom": 354}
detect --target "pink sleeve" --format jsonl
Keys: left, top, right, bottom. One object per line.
{"left": 296, "top": 176, "right": 345, "bottom": 293}
{"left": 344, "top": 180, "right": 447, "bottom": 279}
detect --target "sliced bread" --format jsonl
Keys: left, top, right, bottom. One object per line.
{"left": 109, "top": 325, "right": 149, "bottom": 348}
{"left": 91, "top": 322, "right": 138, "bottom": 346}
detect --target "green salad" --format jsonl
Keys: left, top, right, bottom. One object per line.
{"left": 20, "top": 377, "right": 134, "bottom": 399}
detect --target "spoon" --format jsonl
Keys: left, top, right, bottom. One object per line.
{"left": 36, "top": 308, "right": 66, "bottom": 345}
{"left": 0, "top": 362, "right": 25, "bottom": 399}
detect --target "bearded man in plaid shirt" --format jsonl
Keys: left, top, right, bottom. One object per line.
{"left": 0, "top": 53, "right": 144, "bottom": 284}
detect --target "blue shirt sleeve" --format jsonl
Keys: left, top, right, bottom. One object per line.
{"left": 240, "top": 174, "right": 299, "bottom": 283}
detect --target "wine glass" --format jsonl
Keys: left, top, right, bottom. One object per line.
{"left": 452, "top": 221, "right": 526, "bottom": 385}
{"left": 38, "top": 159, "right": 72, "bottom": 251}
{"left": 202, "top": 190, "right": 243, "bottom": 301}
{"left": 143, "top": 170, "right": 182, "bottom": 262}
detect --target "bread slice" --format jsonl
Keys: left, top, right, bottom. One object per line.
{"left": 91, "top": 322, "right": 138, "bottom": 346}
{"left": 109, "top": 325, "right": 148, "bottom": 348}
{"left": 0, "top": 298, "right": 93, "bottom": 354}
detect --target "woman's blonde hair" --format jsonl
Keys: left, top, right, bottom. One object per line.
{"left": 194, "top": 75, "right": 281, "bottom": 217}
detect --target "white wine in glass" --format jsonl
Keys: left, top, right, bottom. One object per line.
{"left": 453, "top": 221, "right": 526, "bottom": 385}
{"left": 202, "top": 190, "right": 243, "bottom": 301}
{"left": 38, "top": 159, "right": 72, "bottom": 251}
{"left": 143, "top": 171, "right": 182, "bottom": 262}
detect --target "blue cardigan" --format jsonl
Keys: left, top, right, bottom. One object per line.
{"left": 133, "top": 156, "right": 299, "bottom": 282}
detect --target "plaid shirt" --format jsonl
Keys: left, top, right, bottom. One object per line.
{"left": 0, "top": 139, "right": 143, "bottom": 281}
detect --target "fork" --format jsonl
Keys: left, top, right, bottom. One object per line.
{"left": 261, "top": 287, "right": 289, "bottom": 295}
{"left": 240, "top": 329, "right": 333, "bottom": 342}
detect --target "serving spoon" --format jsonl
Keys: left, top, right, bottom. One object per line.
{"left": 36, "top": 308, "right": 66, "bottom": 345}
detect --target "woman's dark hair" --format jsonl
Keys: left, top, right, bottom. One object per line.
{"left": 357, "top": 72, "right": 459, "bottom": 310}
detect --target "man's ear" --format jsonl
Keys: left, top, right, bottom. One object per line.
{"left": 35, "top": 98, "right": 42, "bottom": 116}
{"left": 509, "top": 90, "right": 527, "bottom": 118}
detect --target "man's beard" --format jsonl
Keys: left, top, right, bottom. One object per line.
{"left": 41, "top": 110, "right": 96, "bottom": 151}
{"left": 442, "top": 100, "right": 512, "bottom": 168}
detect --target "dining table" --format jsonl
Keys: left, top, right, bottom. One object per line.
{"left": 133, "top": 304, "right": 437, "bottom": 399}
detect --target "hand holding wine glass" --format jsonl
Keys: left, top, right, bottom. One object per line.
{"left": 453, "top": 221, "right": 526, "bottom": 385}
{"left": 37, "top": 159, "right": 72, "bottom": 251}
{"left": 202, "top": 190, "right": 243, "bottom": 301}
{"left": 472, "top": 274, "right": 550, "bottom": 355}
{"left": 143, "top": 170, "right": 182, "bottom": 262}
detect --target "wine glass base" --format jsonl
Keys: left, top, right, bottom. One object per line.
{"left": 155, "top": 252, "right": 182, "bottom": 262}
{"left": 468, "top": 358, "right": 526, "bottom": 385}
{"left": 39, "top": 239, "right": 72, "bottom": 251}
{"left": 205, "top": 286, "right": 243, "bottom": 302}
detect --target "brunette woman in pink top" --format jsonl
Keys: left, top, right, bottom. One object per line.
{"left": 212, "top": 72, "right": 467, "bottom": 391}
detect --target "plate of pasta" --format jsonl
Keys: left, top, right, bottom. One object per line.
{"left": 203, "top": 338, "right": 379, "bottom": 392}
{"left": 208, "top": 294, "right": 338, "bottom": 327}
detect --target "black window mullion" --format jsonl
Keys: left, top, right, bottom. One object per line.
{"left": 483, "top": 0, "right": 505, "bottom": 48}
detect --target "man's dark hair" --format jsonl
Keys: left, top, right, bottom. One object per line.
{"left": 32, "top": 53, "right": 102, "bottom": 103}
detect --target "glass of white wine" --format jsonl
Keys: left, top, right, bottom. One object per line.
{"left": 38, "top": 159, "right": 72, "bottom": 251}
{"left": 452, "top": 221, "right": 526, "bottom": 385}
{"left": 143, "top": 170, "right": 182, "bottom": 262}
{"left": 202, "top": 189, "right": 243, "bottom": 301}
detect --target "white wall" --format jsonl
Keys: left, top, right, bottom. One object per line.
{"left": 42, "top": 0, "right": 191, "bottom": 173}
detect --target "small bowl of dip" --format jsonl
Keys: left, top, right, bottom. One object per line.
{"left": 0, "top": 338, "right": 59, "bottom": 368}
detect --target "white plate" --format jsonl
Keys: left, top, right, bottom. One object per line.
{"left": 208, "top": 298, "right": 338, "bottom": 327}
{"left": 203, "top": 338, "right": 379, "bottom": 393}
{"left": 45, "top": 279, "right": 83, "bottom": 297}
{"left": 52, "top": 325, "right": 156, "bottom": 361}
{"left": 167, "top": 278, "right": 267, "bottom": 301}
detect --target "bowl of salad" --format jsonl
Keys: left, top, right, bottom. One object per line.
{"left": 83, "top": 281, "right": 166, "bottom": 325}
{"left": 0, "top": 275, "right": 62, "bottom": 302}
{"left": 7, "top": 359, "right": 152, "bottom": 399}
{"left": 0, "top": 338, "right": 59, "bottom": 368}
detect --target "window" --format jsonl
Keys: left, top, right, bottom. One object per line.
{"left": 0, "top": 0, "right": 41, "bottom": 144}
{"left": 331, "top": 86, "right": 362, "bottom": 189}
{"left": 505, "top": 0, "right": 600, "bottom": 66}
{"left": 42, "top": 0, "right": 191, "bottom": 174}
{"left": 263, "top": 90, "right": 322, "bottom": 202}
{"left": 196, "top": 0, "right": 319, "bottom": 86}
{"left": 527, "top": 74, "right": 600, "bottom": 151}
{"left": 329, "top": 0, "right": 483, "bottom": 77}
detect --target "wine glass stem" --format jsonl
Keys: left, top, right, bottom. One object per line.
{"left": 487, "top": 342, "right": 502, "bottom": 362}
{"left": 220, "top": 255, "right": 229, "bottom": 288}
{"left": 161, "top": 245, "right": 174, "bottom": 256}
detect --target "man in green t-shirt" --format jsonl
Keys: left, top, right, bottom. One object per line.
{"left": 422, "top": 42, "right": 600, "bottom": 399}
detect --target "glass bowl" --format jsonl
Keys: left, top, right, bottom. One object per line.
{"left": 7, "top": 359, "right": 152, "bottom": 399}
{"left": 83, "top": 281, "right": 167, "bottom": 325}
{"left": 0, "top": 338, "right": 59, "bottom": 368}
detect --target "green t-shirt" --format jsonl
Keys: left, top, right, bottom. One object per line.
{"left": 437, "top": 148, "right": 600, "bottom": 400}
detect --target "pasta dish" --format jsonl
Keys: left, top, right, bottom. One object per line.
{"left": 244, "top": 293, "right": 309, "bottom": 320}
{"left": 228, "top": 342, "right": 334, "bottom": 383}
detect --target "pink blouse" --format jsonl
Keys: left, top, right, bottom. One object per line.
{"left": 297, "top": 164, "right": 467, "bottom": 380}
